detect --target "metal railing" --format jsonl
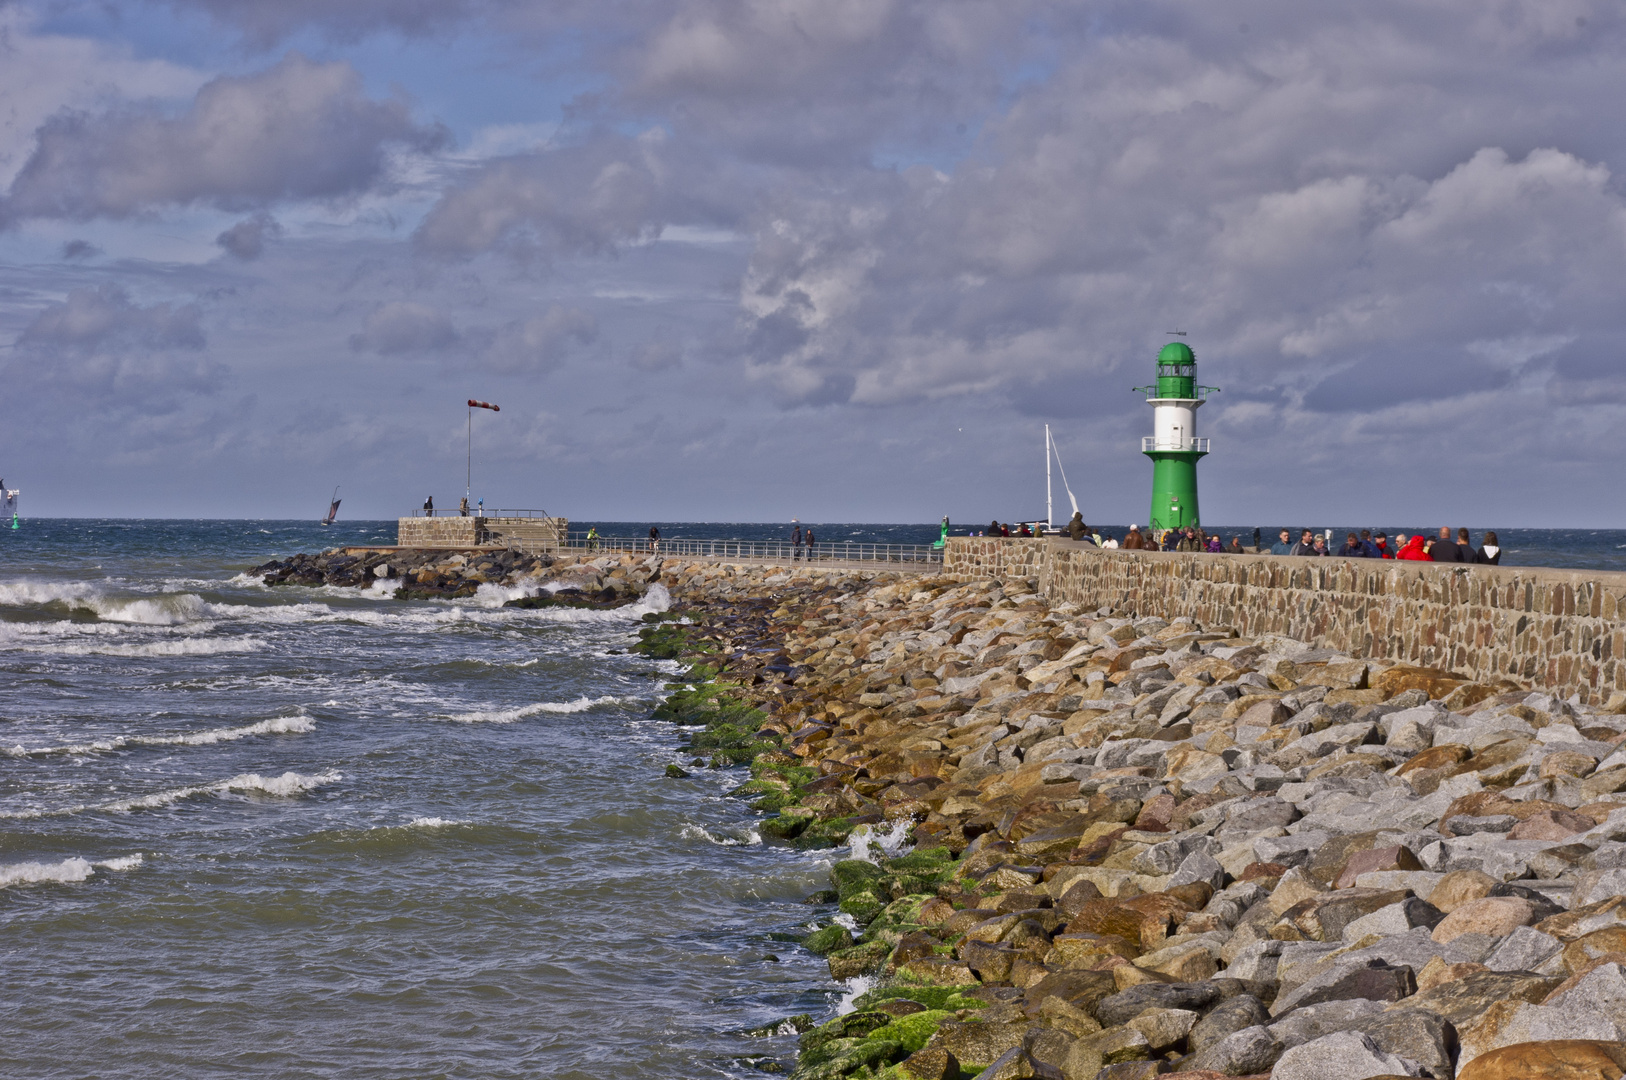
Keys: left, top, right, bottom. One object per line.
{"left": 411, "top": 508, "right": 554, "bottom": 518}
{"left": 505, "top": 534, "right": 943, "bottom": 565}
{"left": 1141, "top": 437, "right": 1211, "bottom": 453}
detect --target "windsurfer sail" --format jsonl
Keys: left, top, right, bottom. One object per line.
{"left": 2, "top": 482, "right": 18, "bottom": 529}
{"left": 321, "top": 486, "right": 341, "bottom": 526}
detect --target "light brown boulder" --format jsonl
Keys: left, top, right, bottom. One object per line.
{"left": 1433, "top": 896, "right": 1538, "bottom": 943}
{"left": 1427, "top": 869, "right": 1498, "bottom": 914}
{"left": 1456, "top": 1040, "right": 1626, "bottom": 1080}
{"left": 1417, "top": 954, "right": 1491, "bottom": 990}
{"left": 1540, "top": 752, "right": 1600, "bottom": 781}
{"left": 1509, "top": 809, "right": 1596, "bottom": 842}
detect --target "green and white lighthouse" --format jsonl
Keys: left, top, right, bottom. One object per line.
{"left": 1134, "top": 342, "right": 1219, "bottom": 531}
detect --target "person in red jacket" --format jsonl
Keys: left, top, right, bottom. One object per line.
{"left": 1397, "top": 534, "right": 1431, "bottom": 560}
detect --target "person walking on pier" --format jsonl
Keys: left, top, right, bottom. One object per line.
{"left": 791, "top": 524, "right": 803, "bottom": 561}
{"left": 648, "top": 525, "right": 660, "bottom": 553}
{"left": 1290, "top": 529, "right": 1318, "bottom": 556}
{"left": 423, "top": 495, "right": 434, "bottom": 517}
{"left": 804, "top": 527, "right": 815, "bottom": 558}
{"left": 586, "top": 526, "right": 600, "bottom": 552}
{"left": 1270, "top": 529, "right": 1293, "bottom": 555}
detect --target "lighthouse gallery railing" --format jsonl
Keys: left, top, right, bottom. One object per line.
{"left": 1141, "top": 437, "right": 1211, "bottom": 453}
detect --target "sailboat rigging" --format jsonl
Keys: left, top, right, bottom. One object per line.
{"left": 1046, "top": 425, "right": 1081, "bottom": 527}
{"left": 321, "top": 486, "right": 341, "bottom": 526}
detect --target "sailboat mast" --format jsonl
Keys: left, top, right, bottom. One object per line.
{"left": 1046, "top": 425, "right": 1053, "bottom": 528}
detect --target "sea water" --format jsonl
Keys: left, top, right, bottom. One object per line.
{"left": 0, "top": 520, "right": 853, "bottom": 1079}
{"left": 5, "top": 518, "right": 1624, "bottom": 1078}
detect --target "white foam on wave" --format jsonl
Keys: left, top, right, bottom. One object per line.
{"left": 472, "top": 582, "right": 534, "bottom": 607}
{"left": 41, "top": 636, "right": 265, "bottom": 658}
{"left": 0, "top": 580, "right": 210, "bottom": 625}
{"left": 497, "top": 583, "right": 674, "bottom": 624}
{"left": 0, "top": 770, "right": 341, "bottom": 820}
{"left": 444, "top": 694, "right": 636, "bottom": 724}
{"left": 680, "top": 822, "right": 763, "bottom": 846}
{"left": 6, "top": 712, "right": 314, "bottom": 758}
{"left": 0, "top": 852, "right": 144, "bottom": 889}
{"left": 407, "top": 816, "right": 466, "bottom": 828}
{"left": 835, "top": 976, "right": 877, "bottom": 1016}
{"left": 847, "top": 819, "right": 913, "bottom": 864}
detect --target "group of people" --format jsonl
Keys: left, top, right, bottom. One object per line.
{"left": 788, "top": 524, "right": 817, "bottom": 558}
{"left": 1264, "top": 526, "right": 1501, "bottom": 564}
{"left": 987, "top": 512, "right": 1505, "bottom": 564}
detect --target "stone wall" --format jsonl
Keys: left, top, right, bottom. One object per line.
{"left": 395, "top": 516, "right": 568, "bottom": 547}
{"left": 943, "top": 537, "right": 1626, "bottom": 703}
{"left": 397, "top": 517, "right": 481, "bottom": 546}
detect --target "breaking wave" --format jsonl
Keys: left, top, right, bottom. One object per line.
{"left": 0, "top": 770, "right": 341, "bottom": 820}
{"left": 0, "top": 580, "right": 210, "bottom": 625}
{"left": 6, "top": 713, "right": 314, "bottom": 758}
{"left": 444, "top": 695, "right": 636, "bottom": 724}
{"left": 0, "top": 853, "right": 144, "bottom": 890}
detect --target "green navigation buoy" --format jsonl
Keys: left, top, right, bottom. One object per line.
{"left": 1134, "top": 342, "right": 1219, "bottom": 532}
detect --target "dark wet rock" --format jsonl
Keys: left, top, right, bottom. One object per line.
{"left": 1354, "top": 1007, "right": 1457, "bottom": 1079}
{"left": 1188, "top": 993, "right": 1270, "bottom": 1052}
{"left": 1097, "top": 981, "right": 1224, "bottom": 1026}
{"left": 1173, "top": 1023, "right": 1282, "bottom": 1074}
{"left": 1287, "top": 959, "right": 1416, "bottom": 1011}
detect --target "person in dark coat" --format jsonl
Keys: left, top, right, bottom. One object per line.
{"left": 1067, "top": 512, "right": 1087, "bottom": 540}
{"left": 988, "top": 520, "right": 1000, "bottom": 537}
{"left": 1229, "top": 536, "right": 1245, "bottom": 554}
{"left": 1476, "top": 530, "right": 1503, "bottom": 565}
{"left": 1340, "top": 532, "right": 1367, "bottom": 557}
{"left": 1290, "top": 529, "right": 1318, "bottom": 556}
{"left": 1429, "top": 527, "right": 1463, "bottom": 562}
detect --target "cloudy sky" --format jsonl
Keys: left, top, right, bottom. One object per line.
{"left": 1, "top": 1, "right": 1623, "bottom": 526}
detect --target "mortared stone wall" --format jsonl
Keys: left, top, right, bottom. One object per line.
{"left": 943, "top": 536, "right": 1626, "bottom": 703}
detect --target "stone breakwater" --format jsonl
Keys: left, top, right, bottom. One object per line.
{"left": 640, "top": 559, "right": 1626, "bottom": 1080}
{"left": 250, "top": 547, "right": 659, "bottom": 606}
{"left": 945, "top": 538, "right": 1626, "bottom": 705}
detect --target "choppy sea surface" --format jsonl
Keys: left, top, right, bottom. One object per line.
{"left": 3, "top": 517, "right": 1624, "bottom": 1077}
{"left": 0, "top": 519, "right": 863, "bottom": 1080}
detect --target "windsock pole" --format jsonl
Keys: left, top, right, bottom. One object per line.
{"left": 466, "top": 399, "right": 500, "bottom": 502}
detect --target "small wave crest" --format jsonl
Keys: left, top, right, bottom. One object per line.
{"left": 40, "top": 636, "right": 265, "bottom": 658}
{"left": 6, "top": 712, "right": 314, "bottom": 758}
{"left": 0, "top": 770, "right": 341, "bottom": 820}
{"left": 847, "top": 820, "right": 912, "bottom": 864}
{"left": 445, "top": 695, "right": 635, "bottom": 724}
{"left": 679, "top": 822, "right": 763, "bottom": 846}
{"left": 0, "top": 852, "right": 144, "bottom": 889}
{"left": 407, "top": 816, "right": 466, "bottom": 828}
{"left": 501, "top": 583, "right": 673, "bottom": 624}
{"left": 0, "top": 580, "right": 210, "bottom": 625}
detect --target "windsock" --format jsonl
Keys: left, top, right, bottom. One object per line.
{"left": 467, "top": 399, "right": 500, "bottom": 412}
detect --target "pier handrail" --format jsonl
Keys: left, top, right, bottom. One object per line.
{"left": 503, "top": 533, "right": 943, "bottom": 565}
{"left": 413, "top": 508, "right": 555, "bottom": 518}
